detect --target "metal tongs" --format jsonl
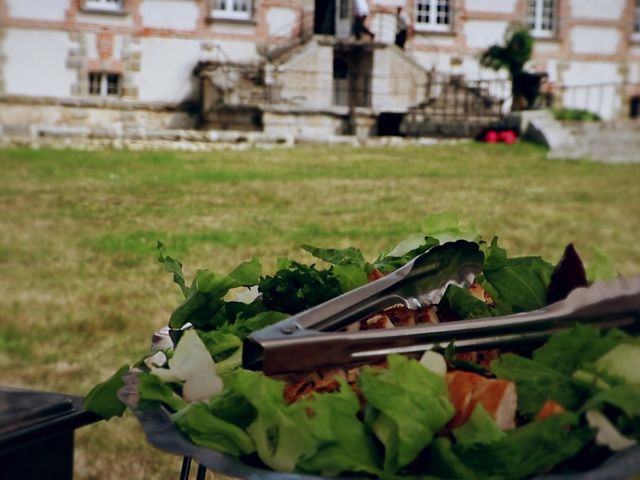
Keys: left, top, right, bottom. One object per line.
{"left": 243, "top": 241, "right": 640, "bottom": 375}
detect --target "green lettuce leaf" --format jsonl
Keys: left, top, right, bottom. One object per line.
{"left": 294, "top": 383, "right": 382, "bottom": 477}
{"left": 453, "top": 404, "right": 506, "bottom": 446}
{"left": 533, "top": 324, "right": 628, "bottom": 375}
{"left": 173, "top": 402, "right": 255, "bottom": 457}
{"left": 221, "top": 311, "right": 289, "bottom": 341}
{"left": 301, "top": 245, "right": 367, "bottom": 268}
{"left": 83, "top": 363, "right": 129, "bottom": 420}
{"left": 594, "top": 343, "right": 640, "bottom": 386}
{"left": 157, "top": 241, "right": 189, "bottom": 298}
{"left": 357, "top": 354, "right": 454, "bottom": 473}
{"left": 197, "top": 330, "right": 242, "bottom": 361}
{"left": 170, "top": 258, "right": 262, "bottom": 329}
{"left": 506, "top": 412, "right": 594, "bottom": 479}
{"left": 491, "top": 353, "right": 585, "bottom": 416}
{"left": 228, "top": 257, "right": 262, "bottom": 284}
{"left": 428, "top": 411, "right": 593, "bottom": 480}
{"left": 225, "top": 369, "right": 309, "bottom": 472}
{"left": 300, "top": 244, "right": 370, "bottom": 291}
{"left": 137, "top": 371, "right": 186, "bottom": 412}
{"left": 208, "top": 388, "right": 257, "bottom": 429}
{"left": 586, "top": 246, "right": 618, "bottom": 282}
{"left": 332, "top": 263, "right": 369, "bottom": 291}
{"left": 419, "top": 213, "right": 479, "bottom": 243}
{"left": 424, "top": 437, "right": 478, "bottom": 480}
{"left": 451, "top": 405, "right": 519, "bottom": 478}
{"left": 225, "top": 369, "right": 381, "bottom": 476}
{"left": 582, "top": 384, "right": 640, "bottom": 418}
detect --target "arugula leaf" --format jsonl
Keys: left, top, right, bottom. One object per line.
{"left": 173, "top": 402, "right": 256, "bottom": 457}
{"left": 357, "top": 355, "right": 454, "bottom": 473}
{"left": 481, "top": 237, "right": 507, "bottom": 272}
{"left": 83, "top": 363, "right": 129, "bottom": 420}
{"left": 440, "top": 284, "right": 496, "bottom": 319}
{"left": 137, "top": 371, "right": 186, "bottom": 412}
{"left": 491, "top": 353, "right": 586, "bottom": 416}
{"left": 483, "top": 256, "right": 554, "bottom": 312}
{"left": 157, "top": 241, "right": 189, "bottom": 298}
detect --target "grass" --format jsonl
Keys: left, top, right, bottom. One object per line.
{"left": 1, "top": 142, "right": 640, "bottom": 479}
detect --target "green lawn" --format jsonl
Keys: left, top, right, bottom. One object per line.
{"left": 1, "top": 142, "right": 639, "bottom": 479}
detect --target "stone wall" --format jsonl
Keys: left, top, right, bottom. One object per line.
{"left": 0, "top": 97, "right": 196, "bottom": 138}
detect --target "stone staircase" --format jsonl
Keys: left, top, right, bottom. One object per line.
{"left": 549, "top": 121, "right": 640, "bottom": 163}
{"left": 514, "top": 110, "right": 640, "bottom": 163}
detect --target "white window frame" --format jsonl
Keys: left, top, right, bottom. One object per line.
{"left": 211, "top": 0, "right": 252, "bottom": 20}
{"left": 528, "top": 0, "right": 556, "bottom": 38}
{"left": 633, "top": 0, "right": 640, "bottom": 42}
{"left": 84, "top": 0, "right": 124, "bottom": 12}
{"left": 414, "top": 0, "right": 452, "bottom": 33}
{"left": 88, "top": 72, "right": 122, "bottom": 97}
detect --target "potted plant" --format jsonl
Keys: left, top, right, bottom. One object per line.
{"left": 480, "top": 27, "right": 543, "bottom": 111}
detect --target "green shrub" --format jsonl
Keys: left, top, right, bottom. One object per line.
{"left": 552, "top": 108, "right": 601, "bottom": 122}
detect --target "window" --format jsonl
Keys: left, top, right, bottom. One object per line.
{"left": 633, "top": 0, "right": 640, "bottom": 41}
{"left": 84, "top": 0, "right": 123, "bottom": 12}
{"left": 88, "top": 72, "right": 121, "bottom": 97}
{"left": 212, "top": 0, "right": 252, "bottom": 20}
{"left": 414, "top": 0, "right": 451, "bottom": 32}
{"left": 527, "top": 0, "right": 555, "bottom": 38}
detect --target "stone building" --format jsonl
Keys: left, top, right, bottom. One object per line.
{"left": 1, "top": 0, "right": 639, "bottom": 139}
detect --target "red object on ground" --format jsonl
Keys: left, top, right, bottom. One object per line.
{"left": 500, "top": 130, "right": 518, "bottom": 144}
{"left": 484, "top": 130, "right": 498, "bottom": 143}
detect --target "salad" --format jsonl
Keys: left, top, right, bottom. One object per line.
{"left": 85, "top": 214, "right": 640, "bottom": 479}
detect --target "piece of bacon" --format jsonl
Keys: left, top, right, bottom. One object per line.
{"left": 446, "top": 370, "right": 517, "bottom": 430}
{"left": 535, "top": 400, "right": 566, "bottom": 420}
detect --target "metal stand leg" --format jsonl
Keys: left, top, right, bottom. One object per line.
{"left": 196, "top": 463, "right": 207, "bottom": 480}
{"left": 180, "top": 457, "right": 192, "bottom": 480}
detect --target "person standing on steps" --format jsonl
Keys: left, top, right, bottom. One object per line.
{"left": 352, "top": 0, "right": 375, "bottom": 40}
{"left": 395, "top": 6, "right": 408, "bottom": 49}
